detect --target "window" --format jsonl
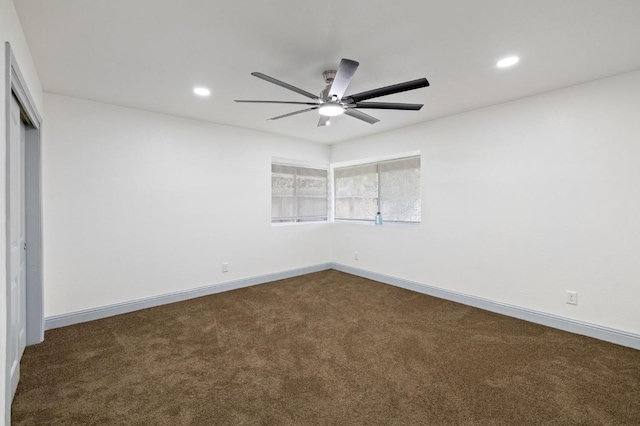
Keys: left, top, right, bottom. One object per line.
{"left": 272, "top": 163, "right": 328, "bottom": 223}
{"left": 334, "top": 156, "right": 421, "bottom": 223}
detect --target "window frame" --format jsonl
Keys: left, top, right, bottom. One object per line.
{"left": 271, "top": 161, "right": 329, "bottom": 224}
{"left": 332, "top": 155, "right": 421, "bottom": 225}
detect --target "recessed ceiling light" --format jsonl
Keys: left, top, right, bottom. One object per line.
{"left": 496, "top": 56, "right": 520, "bottom": 68}
{"left": 193, "top": 87, "right": 211, "bottom": 96}
{"left": 318, "top": 104, "right": 344, "bottom": 117}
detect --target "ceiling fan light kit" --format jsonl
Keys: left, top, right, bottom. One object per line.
{"left": 318, "top": 104, "right": 344, "bottom": 117}
{"left": 496, "top": 56, "right": 520, "bottom": 68}
{"left": 235, "top": 58, "right": 429, "bottom": 127}
{"left": 193, "top": 87, "right": 211, "bottom": 96}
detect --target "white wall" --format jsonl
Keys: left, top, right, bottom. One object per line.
{"left": 43, "top": 94, "right": 331, "bottom": 317}
{"left": 42, "top": 70, "right": 640, "bottom": 338}
{"left": 1, "top": 0, "right": 43, "bottom": 422}
{"left": 331, "top": 70, "right": 640, "bottom": 335}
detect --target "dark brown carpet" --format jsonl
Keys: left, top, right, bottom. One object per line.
{"left": 12, "top": 270, "right": 640, "bottom": 425}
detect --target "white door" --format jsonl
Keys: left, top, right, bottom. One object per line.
{"left": 7, "top": 93, "right": 27, "bottom": 399}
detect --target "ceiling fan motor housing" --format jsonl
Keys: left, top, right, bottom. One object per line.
{"left": 321, "top": 70, "right": 337, "bottom": 100}
{"left": 323, "top": 70, "right": 337, "bottom": 84}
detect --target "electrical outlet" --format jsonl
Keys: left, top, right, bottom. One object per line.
{"left": 566, "top": 290, "right": 577, "bottom": 305}
{"left": 222, "top": 262, "right": 229, "bottom": 273}
{"left": 354, "top": 251, "right": 359, "bottom": 260}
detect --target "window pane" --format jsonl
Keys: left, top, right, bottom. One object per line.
{"left": 272, "top": 163, "right": 328, "bottom": 222}
{"left": 272, "top": 164, "right": 295, "bottom": 220}
{"left": 334, "top": 164, "right": 378, "bottom": 220}
{"left": 296, "top": 168, "right": 328, "bottom": 218}
{"left": 379, "top": 157, "right": 421, "bottom": 222}
{"left": 271, "top": 197, "right": 294, "bottom": 220}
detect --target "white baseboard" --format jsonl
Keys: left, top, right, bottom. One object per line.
{"left": 45, "top": 262, "right": 639, "bottom": 350}
{"left": 329, "top": 263, "right": 640, "bottom": 350}
{"left": 45, "top": 263, "right": 332, "bottom": 330}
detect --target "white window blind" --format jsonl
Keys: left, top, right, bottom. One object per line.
{"left": 334, "top": 156, "right": 421, "bottom": 223}
{"left": 272, "top": 164, "right": 328, "bottom": 223}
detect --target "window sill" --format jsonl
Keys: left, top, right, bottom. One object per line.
{"left": 332, "top": 220, "right": 421, "bottom": 228}
{"left": 271, "top": 221, "right": 329, "bottom": 227}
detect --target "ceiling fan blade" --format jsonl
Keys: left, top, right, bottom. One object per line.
{"left": 268, "top": 107, "right": 319, "bottom": 121}
{"left": 317, "top": 115, "right": 331, "bottom": 127}
{"left": 251, "top": 72, "right": 319, "bottom": 100}
{"left": 329, "top": 58, "right": 359, "bottom": 100}
{"left": 354, "top": 102, "right": 423, "bottom": 110}
{"left": 346, "top": 78, "right": 429, "bottom": 103}
{"left": 235, "top": 100, "right": 318, "bottom": 105}
{"left": 344, "top": 109, "right": 380, "bottom": 124}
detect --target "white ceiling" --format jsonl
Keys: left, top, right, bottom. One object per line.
{"left": 14, "top": 0, "right": 640, "bottom": 144}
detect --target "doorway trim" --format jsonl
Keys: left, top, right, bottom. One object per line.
{"left": 5, "top": 42, "right": 43, "bottom": 344}
{"left": 4, "top": 41, "right": 44, "bottom": 418}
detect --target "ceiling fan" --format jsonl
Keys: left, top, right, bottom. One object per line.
{"left": 235, "top": 58, "right": 430, "bottom": 127}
